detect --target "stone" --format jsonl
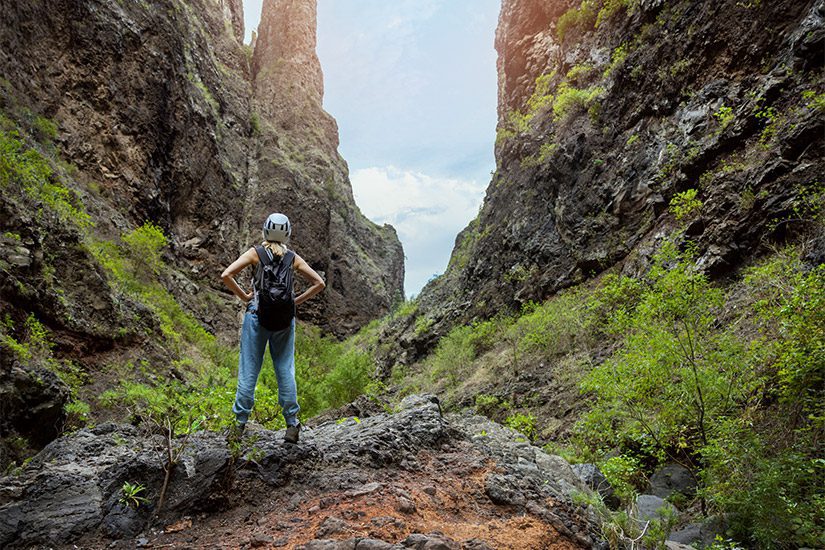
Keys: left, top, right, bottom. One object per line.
{"left": 648, "top": 463, "right": 697, "bottom": 499}
{"left": 571, "top": 463, "right": 618, "bottom": 508}
{"left": 484, "top": 474, "right": 525, "bottom": 507}
{"left": 401, "top": 532, "right": 460, "bottom": 550}
{"left": 355, "top": 539, "right": 400, "bottom": 550}
{"left": 251, "top": 533, "right": 275, "bottom": 547}
{"left": 668, "top": 516, "right": 725, "bottom": 547}
{"left": 316, "top": 516, "right": 349, "bottom": 538}
{"left": 461, "top": 539, "right": 494, "bottom": 550}
{"left": 634, "top": 494, "right": 678, "bottom": 523}
{"left": 396, "top": 496, "right": 416, "bottom": 514}
{"left": 299, "top": 541, "right": 357, "bottom": 550}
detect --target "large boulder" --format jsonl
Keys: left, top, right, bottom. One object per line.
{"left": 648, "top": 463, "right": 697, "bottom": 499}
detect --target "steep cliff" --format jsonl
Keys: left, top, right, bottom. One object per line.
{"left": 0, "top": 0, "right": 403, "bottom": 463}
{"left": 378, "top": 0, "right": 824, "bottom": 369}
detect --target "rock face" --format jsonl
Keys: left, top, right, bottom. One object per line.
{"left": 0, "top": 0, "right": 403, "bottom": 344}
{"left": 0, "top": 0, "right": 403, "bottom": 461}
{"left": 378, "top": 0, "right": 824, "bottom": 367}
{"left": 0, "top": 395, "right": 600, "bottom": 548}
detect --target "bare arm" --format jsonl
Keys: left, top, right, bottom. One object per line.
{"left": 221, "top": 247, "right": 258, "bottom": 302}
{"left": 293, "top": 253, "right": 325, "bottom": 306}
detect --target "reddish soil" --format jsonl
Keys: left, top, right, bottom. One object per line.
{"left": 93, "top": 448, "right": 587, "bottom": 550}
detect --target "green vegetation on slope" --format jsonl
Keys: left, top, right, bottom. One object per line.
{"left": 1, "top": 110, "right": 378, "bottom": 467}
{"left": 376, "top": 226, "right": 824, "bottom": 547}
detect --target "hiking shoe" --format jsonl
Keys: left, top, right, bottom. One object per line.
{"left": 284, "top": 423, "right": 300, "bottom": 444}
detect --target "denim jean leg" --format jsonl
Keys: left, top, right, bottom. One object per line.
{"left": 232, "top": 312, "right": 269, "bottom": 424}
{"left": 269, "top": 319, "right": 300, "bottom": 426}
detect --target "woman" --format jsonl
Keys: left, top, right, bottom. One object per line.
{"left": 220, "top": 213, "right": 325, "bottom": 443}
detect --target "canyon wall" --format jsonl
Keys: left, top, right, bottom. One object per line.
{"left": 377, "top": 0, "right": 824, "bottom": 369}
{"left": 0, "top": 0, "right": 403, "bottom": 460}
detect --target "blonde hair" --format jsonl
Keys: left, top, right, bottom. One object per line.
{"left": 262, "top": 241, "right": 286, "bottom": 257}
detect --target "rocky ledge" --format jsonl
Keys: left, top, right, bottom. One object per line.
{"left": 0, "top": 395, "right": 600, "bottom": 549}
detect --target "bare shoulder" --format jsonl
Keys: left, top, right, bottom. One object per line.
{"left": 244, "top": 246, "right": 260, "bottom": 264}
{"left": 291, "top": 251, "right": 306, "bottom": 267}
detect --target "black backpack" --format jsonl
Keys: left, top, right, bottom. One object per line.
{"left": 253, "top": 245, "right": 295, "bottom": 331}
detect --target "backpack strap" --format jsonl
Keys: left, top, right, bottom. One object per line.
{"left": 281, "top": 250, "right": 295, "bottom": 270}
{"left": 254, "top": 245, "right": 273, "bottom": 266}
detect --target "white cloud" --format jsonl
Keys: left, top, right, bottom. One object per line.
{"left": 351, "top": 166, "right": 487, "bottom": 296}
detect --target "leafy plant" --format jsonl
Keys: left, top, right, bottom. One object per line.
{"left": 669, "top": 188, "right": 703, "bottom": 220}
{"left": 553, "top": 83, "right": 605, "bottom": 123}
{"left": 0, "top": 128, "right": 91, "bottom": 229}
{"left": 121, "top": 222, "right": 168, "bottom": 276}
{"left": 714, "top": 105, "right": 735, "bottom": 130}
{"left": 505, "top": 412, "right": 537, "bottom": 441}
{"left": 119, "top": 481, "right": 149, "bottom": 508}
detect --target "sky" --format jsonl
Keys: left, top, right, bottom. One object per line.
{"left": 243, "top": 0, "right": 500, "bottom": 296}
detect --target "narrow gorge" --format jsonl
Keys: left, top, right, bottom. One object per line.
{"left": 1, "top": 0, "right": 823, "bottom": 548}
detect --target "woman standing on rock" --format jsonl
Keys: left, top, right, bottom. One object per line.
{"left": 220, "top": 213, "right": 325, "bottom": 443}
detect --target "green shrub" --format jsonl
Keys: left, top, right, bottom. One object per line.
{"left": 393, "top": 299, "right": 418, "bottom": 319}
{"left": 474, "top": 394, "right": 512, "bottom": 419}
{"left": 65, "top": 400, "right": 91, "bottom": 429}
{"left": 510, "top": 289, "right": 592, "bottom": 357}
{"left": 669, "top": 188, "right": 703, "bottom": 220}
{"left": 714, "top": 104, "right": 735, "bottom": 130}
{"left": 552, "top": 83, "right": 605, "bottom": 123}
{"left": 566, "top": 63, "right": 594, "bottom": 83}
{"left": 754, "top": 104, "right": 778, "bottom": 146}
{"left": 425, "top": 324, "right": 478, "bottom": 387}
{"left": 0, "top": 314, "right": 85, "bottom": 392}
{"left": 521, "top": 142, "right": 559, "bottom": 168}
{"left": 525, "top": 71, "right": 557, "bottom": 114}
{"left": 504, "top": 412, "right": 537, "bottom": 440}
{"left": 802, "top": 89, "right": 825, "bottom": 112}
{"left": 119, "top": 481, "right": 150, "bottom": 508}
{"left": 0, "top": 128, "right": 91, "bottom": 229}
{"left": 599, "top": 455, "right": 644, "bottom": 501}
{"left": 595, "top": 0, "right": 634, "bottom": 28}
{"left": 602, "top": 43, "right": 629, "bottom": 78}
{"left": 250, "top": 112, "right": 261, "bottom": 135}
{"left": 557, "top": 1, "right": 598, "bottom": 43}
{"left": 32, "top": 116, "right": 58, "bottom": 142}
{"left": 414, "top": 315, "right": 434, "bottom": 335}
{"left": 122, "top": 221, "right": 168, "bottom": 275}
{"left": 575, "top": 244, "right": 824, "bottom": 548}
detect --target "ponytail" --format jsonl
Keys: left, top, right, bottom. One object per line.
{"left": 262, "top": 241, "right": 286, "bottom": 257}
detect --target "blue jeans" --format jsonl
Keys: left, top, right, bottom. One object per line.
{"left": 232, "top": 312, "right": 300, "bottom": 427}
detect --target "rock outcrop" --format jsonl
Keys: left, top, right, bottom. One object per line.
{"left": 377, "top": 0, "right": 824, "bottom": 368}
{"left": 0, "top": 0, "right": 403, "bottom": 338}
{"left": 0, "top": 395, "right": 600, "bottom": 549}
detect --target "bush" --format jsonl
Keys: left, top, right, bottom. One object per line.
{"left": 557, "top": 1, "right": 598, "bottom": 43}
{"left": 669, "top": 188, "right": 703, "bottom": 220}
{"left": 509, "top": 290, "right": 592, "bottom": 357}
{"left": 474, "top": 394, "right": 512, "bottom": 420}
{"left": 575, "top": 244, "right": 824, "bottom": 548}
{"left": 425, "top": 324, "right": 478, "bottom": 387}
{"left": 552, "top": 83, "right": 605, "bottom": 123}
{"left": 122, "top": 221, "right": 168, "bottom": 275}
{"left": 32, "top": 116, "right": 58, "bottom": 142}
{"left": 505, "top": 412, "right": 537, "bottom": 440}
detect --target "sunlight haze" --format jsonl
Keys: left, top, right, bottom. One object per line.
{"left": 244, "top": 0, "right": 500, "bottom": 296}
